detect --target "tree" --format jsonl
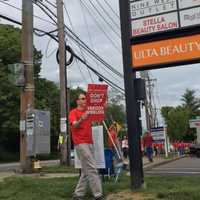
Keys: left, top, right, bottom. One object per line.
{"left": 0, "top": 24, "right": 43, "bottom": 133}
{"left": 181, "top": 89, "right": 200, "bottom": 117}
{"left": 166, "top": 106, "right": 190, "bottom": 140}
{"left": 0, "top": 24, "right": 60, "bottom": 157}
{"left": 160, "top": 89, "right": 200, "bottom": 141}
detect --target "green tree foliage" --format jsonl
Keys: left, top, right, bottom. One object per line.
{"left": 0, "top": 25, "right": 21, "bottom": 135}
{"left": 161, "top": 89, "right": 200, "bottom": 141}
{"left": 105, "top": 104, "right": 125, "bottom": 125}
{"left": 181, "top": 89, "right": 200, "bottom": 117}
{"left": 106, "top": 89, "right": 126, "bottom": 135}
{"left": 0, "top": 24, "right": 60, "bottom": 156}
{"left": 0, "top": 24, "right": 43, "bottom": 134}
{"left": 162, "top": 106, "right": 190, "bottom": 140}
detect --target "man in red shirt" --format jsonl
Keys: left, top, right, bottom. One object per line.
{"left": 143, "top": 131, "right": 154, "bottom": 162}
{"left": 69, "top": 92, "right": 104, "bottom": 200}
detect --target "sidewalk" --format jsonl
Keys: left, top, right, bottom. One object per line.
{"left": 0, "top": 156, "right": 183, "bottom": 182}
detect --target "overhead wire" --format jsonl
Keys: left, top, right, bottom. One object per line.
{"left": 1, "top": 0, "right": 124, "bottom": 90}
{"left": 0, "top": 14, "right": 124, "bottom": 94}
{"left": 63, "top": 1, "right": 94, "bottom": 83}
{"left": 0, "top": 0, "right": 123, "bottom": 80}
{"left": 70, "top": 39, "right": 123, "bottom": 84}
{"left": 0, "top": 0, "right": 56, "bottom": 26}
{"left": 34, "top": 0, "right": 123, "bottom": 79}
{"left": 103, "top": 0, "right": 120, "bottom": 19}
{"left": 40, "top": 0, "right": 93, "bottom": 83}
{"left": 37, "top": 1, "right": 82, "bottom": 76}
{"left": 94, "top": 0, "right": 120, "bottom": 30}
{"left": 79, "top": 0, "right": 121, "bottom": 53}
{"left": 43, "top": 0, "right": 57, "bottom": 8}
{"left": 87, "top": 0, "right": 121, "bottom": 38}
{"left": 78, "top": 0, "right": 102, "bottom": 75}
{"left": 65, "top": 26, "right": 123, "bottom": 78}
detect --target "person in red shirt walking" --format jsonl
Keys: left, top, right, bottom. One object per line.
{"left": 143, "top": 131, "right": 154, "bottom": 162}
{"left": 69, "top": 92, "right": 104, "bottom": 200}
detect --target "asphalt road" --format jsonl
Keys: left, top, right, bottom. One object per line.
{"left": 145, "top": 157, "right": 200, "bottom": 176}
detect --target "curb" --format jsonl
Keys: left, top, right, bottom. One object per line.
{"left": 143, "top": 156, "right": 185, "bottom": 171}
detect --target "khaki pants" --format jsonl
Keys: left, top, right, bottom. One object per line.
{"left": 74, "top": 144, "right": 103, "bottom": 198}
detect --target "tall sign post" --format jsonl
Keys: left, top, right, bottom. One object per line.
{"left": 119, "top": 0, "right": 144, "bottom": 189}
{"left": 20, "top": 0, "right": 34, "bottom": 172}
{"left": 119, "top": 0, "right": 200, "bottom": 189}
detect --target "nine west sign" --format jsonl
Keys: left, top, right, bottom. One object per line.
{"left": 130, "top": 0, "right": 200, "bottom": 70}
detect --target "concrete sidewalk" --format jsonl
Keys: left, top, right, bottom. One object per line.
{"left": 0, "top": 156, "right": 183, "bottom": 182}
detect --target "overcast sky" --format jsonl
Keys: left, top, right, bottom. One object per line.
{"left": 1, "top": 0, "right": 200, "bottom": 127}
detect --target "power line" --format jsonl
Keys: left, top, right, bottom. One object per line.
{"left": 33, "top": 0, "right": 123, "bottom": 79}
{"left": 103, "top": 0, "right": 120, "bottom": 19}
{"left": 95, "top": 0, "right": 120, "bottom": 30}
{"left": 43, "top": 0, "right": 57, "bottom": 8}
{"left": 0, "top": 0, "right": 56, "bottom": 26}
{"left": 63, "top": 1, "right": 94, "bottom": 83}
{"left": 87, "top": 0, "right": 121, "bottom": 38}
{"left": 1, "top": 0, "right": 123, "bottom": 87}
{"left": 0, "top": 14, "right": 124, "bottom": 94}
{"left": 79, "top": 0, "right": 121, "bottom": 53}
{"left": 1, "top": 0, "right": 123, "bottom": 80}
{"left": 78, "top": 0, "right": 102, "bottom": 76}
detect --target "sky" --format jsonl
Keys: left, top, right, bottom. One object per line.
{"left": 1, "top": 0, "right": 200, "bottom": 127}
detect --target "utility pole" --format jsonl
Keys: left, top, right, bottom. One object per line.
{"left": 140, "top": 71, "right": 159, "bottom": 130}
{"left": 119, "top": 0, "right": 144, "bottom": 189}
{"left": 56, "top": 0, "right": 68, "bottom": 165}
{"left": 20, "top": 0, "right": 34, "bottom": 171}
{"left": 140, "top": 71, "right": 151, "bottom": 130}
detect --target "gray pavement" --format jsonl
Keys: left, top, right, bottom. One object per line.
{"left": 145, "top": 156, "right": 200, "bottom": 176}
{"left": 0, "top": 156, "right": 181, "bottom": 182}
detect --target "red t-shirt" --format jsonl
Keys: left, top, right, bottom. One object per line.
{"left": 108, "top": 130, "right": 117, "bottom": 148}
{"left": 69, "top": 108, "right": 93, "bottom": 145}
{"left": 143, "top": 134, "right": 153, "bottom": 148}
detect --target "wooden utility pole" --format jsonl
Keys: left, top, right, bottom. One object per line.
{"left": 56, "top": 0, "right": 68, "bottom": 165}
{"left": 20, "top": 0, "right": 34, "bottom": 171}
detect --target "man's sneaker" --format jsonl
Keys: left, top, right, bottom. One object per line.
{"left": 94, "top": 195, "right": 105, "bottom": 200}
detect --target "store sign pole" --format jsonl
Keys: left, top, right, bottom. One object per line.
{"left": 119, "top": 0, "right": 144, "bottom": 189}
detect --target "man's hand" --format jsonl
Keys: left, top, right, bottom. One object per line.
{"left": 73, "top": 111, "right": 89, "bottom": 128}
{"left": 81, "top": 112, "right": 89, "bottom": 120}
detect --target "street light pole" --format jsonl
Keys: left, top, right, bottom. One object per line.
{"left": 20, "top": 0, "right": 34, "bottom": 171}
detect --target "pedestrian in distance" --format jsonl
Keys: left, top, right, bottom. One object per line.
{"left": 69, "top": 92, "right": 105, "bottom": 200}
{"left": 121, "top": 135, "right": 129, "bottom": 159}
{"left": 108, "top": 123, "right": 121, "bottom": 156}
{"left": 143, "top": 131, "right": 154, "bottom": 162}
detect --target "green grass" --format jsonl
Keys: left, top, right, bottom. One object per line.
{"left": 145, "top": 176, "right": 200, "bottom": 200}
{"left": 0, "top": 174, "right": 200, "bottom": 200}
{"left": 41, "top": 165, "right": 79, "bottom": 173}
